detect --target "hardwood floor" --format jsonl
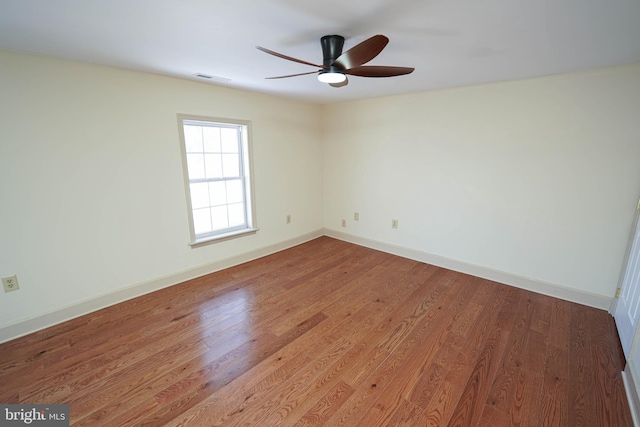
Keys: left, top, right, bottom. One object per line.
{"left": 0, "top": 236, "right": 633, "bottom": 426}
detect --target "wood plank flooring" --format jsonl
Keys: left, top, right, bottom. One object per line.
{"left": 0, "top": 236, "right": 633, "bottom": 426}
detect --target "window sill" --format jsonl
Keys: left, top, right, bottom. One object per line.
{"left": 189, "top": 227, "right": 259, "bottom": 248}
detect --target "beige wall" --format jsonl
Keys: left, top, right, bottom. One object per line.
{"left": 2, "top": 47, "right": 639, "bottom": 334}
{"left": 323, "top": 64, "right": 640, "bottom": 297}
{"left": 0, "top": 50, "right": 323, "bottom": 328}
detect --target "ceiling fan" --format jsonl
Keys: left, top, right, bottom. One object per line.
{"left": 256, "top": 34, "right": 414, "bottom": 87}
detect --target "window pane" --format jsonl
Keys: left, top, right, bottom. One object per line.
{"left": 222, "top": 154, "right": 240, "bottom": 177}
{"left": 221, "top": 128, "right": 239, "bottom": 153}
{"left": 211, "top": 205, "right": 229, "bottom": 230}
{"left": 228, "top": 203, "right": 245, "bottom": 227}
{"left": 202, "top": 126, "right": 221, "bottom": 152}
{"left": 204, "top": 154, "right": 222, "bottom": 179}
{"left": 184, "top": 125, "right": 203, "bottom": 152}
{"left": 226, "top": 179, "right": 244, "bottom": 204}
{"left": 193, "top": 207, "right": 212, "bottom": 235}
{"left": 186, "top": 153, "right": 205, "bottom": 180}
{"left": 190, "top": 182, "right": 210, "bottom": 209}
{"left": 180, "top": 117, "right": 253, "bottom": 241}
{"left": 209, "top": 181, "right": 226, "bottom": 206}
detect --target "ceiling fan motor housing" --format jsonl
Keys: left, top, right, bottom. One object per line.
{"left": 320, "top": 35, "right": 345, "bottom": 74}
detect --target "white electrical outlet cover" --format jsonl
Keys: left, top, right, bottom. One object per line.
{"left": 2, "top": 276, "right": 19, "bottom": 292}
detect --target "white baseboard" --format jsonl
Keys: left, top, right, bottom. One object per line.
{"left": 623, "top": 363, "right": 640, "bottom": 427}
{"left": 0, "top": 228, "right": 614, "bottom": 344}
{"left": 0, "top": 230, "right": 323, "bottom": 344}
{"left": 324, "top": 228, "right": 613, "bottom": 311}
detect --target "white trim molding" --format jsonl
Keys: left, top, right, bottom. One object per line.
{"left": 623, "top": 362, "right": 640, "bottom": 427}
{"left": 0, "top": 230, "right": 323, "bottom": 344}
{"left": 0, "top": 227, "right": 614, "bottom": 344}
{"left": 324, "top": 228, "right": 613, "bottom": 311}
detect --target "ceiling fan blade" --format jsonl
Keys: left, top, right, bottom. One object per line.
{"left": 344, "top": 66, "right": 414, "bottom": 77}
{"left": 333, "top": 34, "right": 388, "bottom": 70}
{"left": 329, "top": 76, "right": 349, "bottom": 88}
{"left": 266, "top": 70, "right": 322, "bottom": 79}
{"left": 256, "top": 46, "right": 325, "bottom": 69}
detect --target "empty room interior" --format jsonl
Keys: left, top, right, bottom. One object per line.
{"left": 1, "top": 0, "right": 640, "bottom": 425}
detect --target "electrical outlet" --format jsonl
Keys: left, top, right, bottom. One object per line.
{"left": 392, "top": 219, "right": 399, "bottom": 229}
{"left": 2, "top": 275, "right": 19, "bottom": 292}
{"left": 354, "top": 212, "right": 359, "bottom": 221}
{"left": 341, "top": 219, "right": 347, "bottom": 227}
{"left": 286, "top": 214, "right": 291, "bottom": 224}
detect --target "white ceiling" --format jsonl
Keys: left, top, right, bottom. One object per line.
{"left": 1, "top": 0, "right": 639, "bottom": 104}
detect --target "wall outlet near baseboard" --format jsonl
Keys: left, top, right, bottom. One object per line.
{"left": 286, "top": 214, "right": 291, "bottom": 224}
{"left": 341, "top": 219, "right": 347, "bottom": 227}
{"left": 392, "top": 219, "right": 398, "bottom": 229}
{"left": 354, "top": 212, "right": 359, "bottom": 221}
{"left": 2, "top": 276, "right": 19, "bottom": 292}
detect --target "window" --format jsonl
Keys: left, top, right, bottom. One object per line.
{"left": 177, "top": 114, "right": 257, "bottom": 246}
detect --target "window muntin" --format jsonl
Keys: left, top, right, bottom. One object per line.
{"left": 178, "top": 115, "right": 256, "bottom": 245}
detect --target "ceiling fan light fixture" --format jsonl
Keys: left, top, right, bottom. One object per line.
{"left": 318, "top": 71, "right": 346, "bottom": 84}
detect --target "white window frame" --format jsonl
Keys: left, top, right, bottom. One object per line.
{"left": 177, "top": 114, "right": 257, "bottom": 247}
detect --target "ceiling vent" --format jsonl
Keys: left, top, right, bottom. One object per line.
{"left": 194, "top": 73, "right": 232, "bottom": 83}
